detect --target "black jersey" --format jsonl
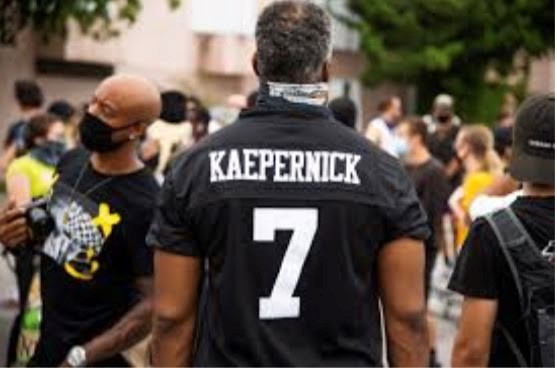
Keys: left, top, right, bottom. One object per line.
{"left": 148, "top": 97, "right": 430, "bottom": 366}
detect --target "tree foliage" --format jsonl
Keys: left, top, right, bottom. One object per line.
{"left": 1, "top": 0, "right": 181, "bottom": 44}
{"left": 333, "top": 0, "right": 554, "bottom": 122}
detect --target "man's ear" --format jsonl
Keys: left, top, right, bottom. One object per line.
{"left": 130, "top": 122, "right": 148, "bottom": 139}
{"left": 322, "top": 61, "right": 331, "bottom": 83}
{"left": 252, "top": 53, "right": 260, "bottom": 77}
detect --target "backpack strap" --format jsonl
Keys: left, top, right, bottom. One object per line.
{"left": 484, "top": 208, "right": 532, "bottom": 367}
{"left": 484, "top": 208, "right": 527, "bottom": 308}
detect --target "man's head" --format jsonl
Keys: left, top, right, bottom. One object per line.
{"left": 378, "top": 96, "right": 402, "bottom": 123}
{"left": 254, "top": 1, "right": 332, "bottom": 84}
{"left": 15, "top": 80, "right": 43, "bottom": 111}
{"left": 160, "top": 90, "right": 187, "bottom": 123}
{"left": 396, "top": 118, "right": 429, "bottom": 157}
{"left": 48, "top": 100, "right": 76, "bottom": 123}
{"left": 432, "top": 94, "right": 454, "bottom": 124}
{"left": 80, "top": 74, "right": 161, "bottom": 153}
{"left": 329, "top": 97, "right": 357, "bottom": 129}
{"left": 509, "top": 94, "right": 554, "bottom": 186}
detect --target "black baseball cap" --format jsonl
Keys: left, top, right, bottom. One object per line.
{"left": 509, "top": 94, "right": 554, "bottom": 185}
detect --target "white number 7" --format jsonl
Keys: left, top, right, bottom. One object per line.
{"left": 253, "top": 208, "right": 318, "bottom": 319}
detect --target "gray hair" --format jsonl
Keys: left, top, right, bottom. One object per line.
{"left": 255, "top": 1, "right": 332, "bottom": 84}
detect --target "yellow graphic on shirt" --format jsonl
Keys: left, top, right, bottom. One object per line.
{"left": 92, "top": 203, "right": 121, "bottom": 238}
{"left": 53, "top": 202, "right": 120, "bottom": 281}
{"left": 64, "top": 245, "right": 100, "bottom": 281}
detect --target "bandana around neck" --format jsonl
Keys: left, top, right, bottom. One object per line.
{"left": 267, "top": 81, "right": 329, "bottom": 106}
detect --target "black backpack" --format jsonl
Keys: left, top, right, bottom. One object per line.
{"left": 485, "top": 208, "right": 555, "bottom": 367}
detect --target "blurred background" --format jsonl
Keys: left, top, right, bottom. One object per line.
{"left": 0, "top": 0, "right": 553, "bottom": 137}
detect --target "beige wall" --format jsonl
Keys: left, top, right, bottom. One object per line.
{"left": 0, "top": 29, "right": 35, "bottom": 139}
{"left": 529, "top": 55, "right": 555, "bottom": 94}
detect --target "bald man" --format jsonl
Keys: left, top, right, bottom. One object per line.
{"left": 0, "top": 75, "right": 161, "bottom": 367}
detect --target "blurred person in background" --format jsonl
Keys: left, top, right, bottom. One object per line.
{"left": 450, "top": 95, "right": 554, "bottom": 367}
{"left": 365, "top": 96, "right": 403, "bottom": 157}
{"left": 144, "top": 90, "right": 191, "bottom": 180}
{"left": 247, "top": 90, "right": 259, "bottom": 109}
{"left": 0, "top": 74, "right": 161, "bottom": 367}
{"left": 492, "top": 124, "right": 513, "bottom": 167}
{"left": 329, "top": 96, "right": 357, "bottom": 129}
{"left": 1, "top": 80, "right": 44, "bottom": 173}
{"left": 185, "top": 96, "right": 211, "bottom": 142}
{"left": 149, "top": 1, "right": 429, "bottom": 366}
{"left": 4, "top": 113, "right": 66, "bottom": 366}
{"left": 449, "top": 125, "right": 503, "bottom": 248}
{"left": 6, "top": 114, "right": 66, "bottom": 206}
{"left": 396, "top": 117, "right": 450, "bottom": 367}
{"left": 48, "top": 100, "right": 79, "bottom": 149}
{"left": 494, "top": 109, "right": 514, "bottom": 128}
{"left": 423, "top": 93, "right": 462, "bottom": 133}
{"left": 425, "top": 94, "right": 462, "bottom": 191}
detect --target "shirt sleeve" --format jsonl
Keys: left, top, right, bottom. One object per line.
{"left": 124, "top": 207, "right": 155, "bottom": 278}
{"left": 146, "top": 171, "right": 201, "bottom": 257}
{"left": 384, "top": 166, "right": 431, "bottom": 243}
{"left": 5, "top": 158, "right": 26, "bottom": 179}
{"left": 448, "top": 218, "right": 500, "bottom": 299}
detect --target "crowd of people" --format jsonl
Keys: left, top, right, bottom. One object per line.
{"left": 0, "top": 1, "right": 553, "bottom": 367}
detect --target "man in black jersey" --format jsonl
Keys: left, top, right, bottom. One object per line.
{"left": 148, "top": 1, "right": 430, "bottom": 366}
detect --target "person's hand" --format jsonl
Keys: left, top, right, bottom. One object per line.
{"left": 0, "top": 200, "right": 29, "bottom": 249}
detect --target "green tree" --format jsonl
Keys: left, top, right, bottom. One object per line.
{"left": 1, "top": 0, "right": 181, "bottom": 45}
{"left": 332, "top": 0, "right": 554, "bottom": 122}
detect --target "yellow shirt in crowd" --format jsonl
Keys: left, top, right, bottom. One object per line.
{"left": 456, "top": 171, "right": 496, "bottom": 247}
{"left": 6, "top": 155, "right": 56, "bottom": 199}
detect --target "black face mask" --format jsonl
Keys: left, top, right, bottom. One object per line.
{"left": 79, "top": 112, "right": 134, "bottom": 153}
{"left": 437, "top": 114, "right": 451, "bottom": 124}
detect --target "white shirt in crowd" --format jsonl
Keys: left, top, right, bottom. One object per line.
{"left": 365, "top": 117, "right": 399, "bottom": 157}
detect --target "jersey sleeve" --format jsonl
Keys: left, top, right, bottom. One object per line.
{"left": 146, "top": 170, "right": 201, "bottom": 257}
{"left": 448, "top": 218, "right": 500, "bottom": 299}
{"left": 383, "top": 166, "right": 430, "bottom": 243}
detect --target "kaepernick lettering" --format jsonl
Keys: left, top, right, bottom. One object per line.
{"left": 209, "top": 149, "right": 361, "bottom": 185}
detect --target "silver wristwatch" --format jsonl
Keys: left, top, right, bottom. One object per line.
{"left": 67, "top": 346, "right": 87, "bottom": 367}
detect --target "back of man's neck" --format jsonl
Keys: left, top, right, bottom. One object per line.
{"left": 522, "top": 183, "right": 555, "bottom": 197}
{"left": 90, "top": 149, "right": 143, "bottom": 175}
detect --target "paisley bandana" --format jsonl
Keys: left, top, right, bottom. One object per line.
{"left": 267, "top": 81, "right": 329, "bottom": 106}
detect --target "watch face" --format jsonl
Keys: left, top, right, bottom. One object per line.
{"left": 68, "top": 346, "right": 87, "bottom": 367}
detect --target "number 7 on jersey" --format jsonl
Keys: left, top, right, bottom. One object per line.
{"left": 253, "top": 208, "right": 318, "bottom": 320}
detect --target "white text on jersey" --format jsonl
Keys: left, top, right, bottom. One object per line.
{"left": 209, "top": 149, "right": 361, "bottom": 185}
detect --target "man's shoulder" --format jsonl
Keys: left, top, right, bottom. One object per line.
{"left": 464, "top": 214, "right": 507, "bottom": 256}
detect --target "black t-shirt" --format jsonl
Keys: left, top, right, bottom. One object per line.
{"left": 147, "top": 99, "right": 430, "bottom": 366}
{"left": 4, "top": 119, "right": 27, "bottom": 150}
{"left": 427, "top": 125, "right": 459, "bottom": 166}
{"left": 404, "top": 158, "right": 450, "bottom": 250}
{"left": 31, "top": 149, "right": 159, "bottom": 367}
{"left": 449, "top": 196, "right": 555, "bottom": 367}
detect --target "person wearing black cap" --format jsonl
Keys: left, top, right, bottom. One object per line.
{"left": 449, "top": 95, "right": 554, "bottom": 367}
{"left": 48, "top": 100, "right": 79, "bottom": 149}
